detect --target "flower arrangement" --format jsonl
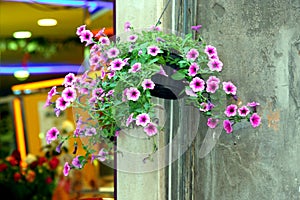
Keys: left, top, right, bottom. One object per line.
{"left": 44, "top": 22, "right": 261, "bottom": 176}
{"left": 0, "top": 149, "right": 59, "bottom": 200}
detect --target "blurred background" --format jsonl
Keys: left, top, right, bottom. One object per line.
{"left": 0, "top": 0, "right": 115, "bottom": 199}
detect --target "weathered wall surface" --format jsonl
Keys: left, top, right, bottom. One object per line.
{"left": 115, "top": 0, "right": 300, "bottom": 199}
{"left": 191, "top": 0, "right": 300, "bottom": 199}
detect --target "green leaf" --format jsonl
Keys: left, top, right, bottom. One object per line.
{"left": 181, "top": 33, "right": 193, "bottom": 47}
{"left": 171, "top": 70, "right": 186, "bottom": 80}
{"left": 148, "top": 57, "right": 159, "bottom": 65}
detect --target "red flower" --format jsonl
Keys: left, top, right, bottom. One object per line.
{"left": 0, "top": 163, "right": 8, "bottom": 172}
{"left": 38, "top": 156, "right": 47, "bottom": 166}
{"left": 11, "top": 150, "right": 21, "bottom": 163}
{"left": 48, "top": 156, "right": 59, "bottom": 169}
{"left": 14, "top": 172, "right": 22, "bottom": 182}
{"left": 45, "top": 176, "right": 53, "bottom": 184}
{"left": 6, "top": 156, "right": 19, "bottom": 166}
{"left": 29, "top": 160, "right": 38, "bottom": 169}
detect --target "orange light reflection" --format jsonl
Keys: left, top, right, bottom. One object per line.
{"left": 11, "top": 78, "right": 65, "bottom": 92}
{"left": 13, "top": 98, "right": 27, "bottom": 162}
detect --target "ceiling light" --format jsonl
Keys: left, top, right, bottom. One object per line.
{"left": 14, "top": 70, "right": 30, "bottom": 81}
{"left": 37, "top": 18, "right": 57, "bottom": 26}
{"left": 13, "top": 31, "right": 32, "bottom": 39}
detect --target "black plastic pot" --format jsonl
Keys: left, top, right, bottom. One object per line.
{"left": 150, "top": 53, "right": 187, "bottom": 100}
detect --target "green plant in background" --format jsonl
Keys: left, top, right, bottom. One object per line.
{"left": 44, "top": 22, "right": 261, "bottom": 176}
{"left": 0, "top": 103, "right": 15, "bottom": 159}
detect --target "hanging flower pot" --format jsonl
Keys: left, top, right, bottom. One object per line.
{"left": 149, "top": 52, "right": 187, "bottom": 100}
{"left": 44, "top": 21, "right": 261, "bottom": 175}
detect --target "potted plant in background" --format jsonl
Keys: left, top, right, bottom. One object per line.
{"left": 43, "top": 21, "right": 261, "bottom": 176}
{"left": 0, "top": 148, "right": 59, "bottom": 200}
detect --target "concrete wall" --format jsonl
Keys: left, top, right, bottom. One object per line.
{"left": 192, "top": 0, "right": 300, "bottom": 199}
{"left": 115, "top": 0, "right": 300, "bottom": 199}
{"left": 116, "top": 0, "right": 164, "bottom": 33}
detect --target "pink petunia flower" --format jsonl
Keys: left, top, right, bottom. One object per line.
{"left": 250, "top": 113, "right": 261, "bottom": 128}
{"left": 79, "top": 30, "right": 94, "bottom": 46}
{"left": 95, "top": 27, "right": 106, "bottom": 37}
{"left": 92, "top": 88, "right": 104, "bottom": 99}
{"left": 128, "top": 62, "right": 142, "bottom": 73}
{"left": 43, "top": 98, "right": 52, "bottom": 108}
{"left": 48, "top": 86, "right": 57, "bottom": 97}
{"left": 62, "top": 87, "right": 77, "bottom": 102}
{"left": 126, "top": 113, "right": 134, "bottom": 127}
{"left": 99, "top": 37, "right": 110, "bottom": 46}
{"left": 107, "top": 47, "right": 120, "bottom": 58}
{"left": 63, "top": 162, "right": 70, "bottom": 176}
{"left": 204, "top": 45, "right": 217, "bottom": 58}
{"left": 191, "top": 24, "right": 202, "bottom": 32}
{"left": 208, "top": 59, "right": 223, "bottom": 72}
{"left": 222, "top": 81, "right": 237, "bottom": 95}
{"left": 97, "top": 148, "right": 107, "bottom": 162}
{"left": 136, "top": 113, "right": 150, "bottom": 127}
{"left": 73, "top": 128, "right": 84, "bottom": 137}
{"left": 185, "top": 87, "right": 198, "bottom": 97}
{"left": 189, "top": 77, "right": 205, "bottom": 92}
{"left": 209, "top": 54, "right": 219, "bottom": 60}
{"left": 122, "top": 88, "right": 128, "bottom": 102}
{"left": 247, "top": 101, "right": 260, "bottom": 112}
{"left": 124, "top": 21, "right": 131, "bottom": 32}
{"left": 106, "top": 89, "right": 114, "bottom": 97}
{"left": 147, "top": 45, "right": 160, "bottom": 56}
{"left": 89, "top": 97, "right": 97, "bottom": 106}
{"left": 247, "top": 101, "right": 260, "bottom": 107}
{"left": 158, "top": 65, "right": 168, "bottom": 77}
{"left": 128, "top": 34, "right": 138, "bottom": 42}
{"left": 72, "top": 156, "right": 83, "bottom": 169}
{"left": 63, "top": 73, "right": 76, "bottom": 87}
{"left": 207, "top": 76, "right": 220, "bottom": 84}
{"left": 76, "top": 25, "right": 86, "bottom": 36}
{"left": 206, "top": 81, "right": 219, "bottom": 93}
{"left": 144, "top": 122, "right": 158, "bottom": 136}
{"left": 108, "top": 71, "right": 116, "bottom": 79}
{"left": 115, "top": 130, "right": 120, "bottom": 137}
{"left": 186, "top": 48, "right": 199, "bottom": 61}
{"left": 90, "top": 44, "right": 100, "bottom": 53}
{"left": 43, "top": 86, "right": 57, "bottom": 108}
{"left": 199, "top": 102, "right": 210, "bottom": 112}
{"left": 142, "top": 79, "right": 155, "bottom": 90}
{"left": 150, "top": 25, "right": 161, "bottom": 31}
{"left": 89, "top": 54, "right": 100, "bottom": 66}
{"left": 126, "top": 87, "right": 141, "bottom": 101}
{"left": 54, "top": 108, "right": 61, "bottom": 117}
{"left": 223, "top": 120, "right": 233, "bottom": 134}
{"left": 46, "top": 127, "right": 59, "bottom": 144}
{"left": 188, "top": 62, "right": 199, "bottom": 77}
{"left": 156, "top": 37, "right": 165, "bottom": 42}
{"left": 100, "top": 68, "right": 106, "bottom": 79}
{"left": 110, "top": 58, "right": 126, "bottom": 71}
{"left": 85, "top": 127, "right": 97, "bottom": 136}
{"left": 224, "top": 104, "right": 238, "bottom": 117}
{"left": 238, "top": 106, "right": 250, "bottom": 117}
{"left": 123, "top": 58, "right": 130, "bottom": 65}
{"left": 128, "top": 45, "right": 134, "bottom": 52}
{"left": 56, "top": 97, "right": 70, "bottom": 111}
{"left": 207, "top": 118, "right": 219, "bottom": 129}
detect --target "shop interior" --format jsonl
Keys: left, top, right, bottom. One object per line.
{"left": 0, "top": 0, "right": 115, "bottom": 199}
